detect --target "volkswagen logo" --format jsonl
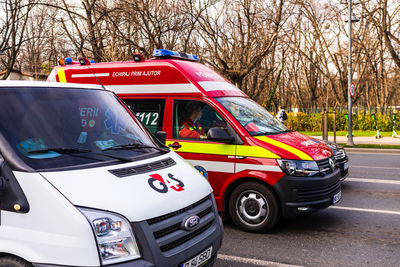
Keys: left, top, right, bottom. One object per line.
{"left": 329, "top": 158, "right": 335, "bottom": 170}
{"left": 183, "top": 215, "right": 200, "bottom": 231}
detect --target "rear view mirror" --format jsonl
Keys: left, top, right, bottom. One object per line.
{"left": 155, "top": 131, "right": 167, "bottom": 145}
{"left": 207, "top": 127, "right": 235, "bottom": 143}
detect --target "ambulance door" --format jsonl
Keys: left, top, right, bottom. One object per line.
{"left": 167, "top": 99, "right": 237, "bottom": 200}
{"left": 122, "top": 98, "right": 166, "bottom": 134}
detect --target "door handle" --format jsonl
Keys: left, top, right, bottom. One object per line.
{"left": 168, "top": 142, "right": 182, "bottom": 149}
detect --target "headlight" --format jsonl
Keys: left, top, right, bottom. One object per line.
{"left": 277, "top": 159, "right": 319, "bottom": 177}
{"left": 334, "top": 148, "right": 346, "bottom": 160}
{"left": 79, "top": 208, "right": 140, "bottom": 265}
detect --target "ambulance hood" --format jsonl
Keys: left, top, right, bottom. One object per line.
{"left": 40, "top": 152, "right": 212, "bottom": 222}
{"left": 255, "top": 131, "right": 333, "bottom": 161}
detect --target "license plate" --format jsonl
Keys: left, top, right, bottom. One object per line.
{"left": 181, "top": 246, "right": 212, "bottom": 267}
{"left": 343, "top": 162, "right": 349, "bottom": 170}
{"left": 333, "top": 190, "right": 341, "bottom": 204}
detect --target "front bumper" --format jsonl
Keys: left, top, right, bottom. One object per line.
{"left": 34, "top": 195, "right": 223, "bottom": 267}
{"left": 273, "top": 168, "right": 342, "bottom": 217}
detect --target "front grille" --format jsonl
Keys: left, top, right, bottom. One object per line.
{"left": 297, "top": 180, "right": 340, "bottom": 201}
{"left": 146, "top": 194, "right": 216, "bottom": 253}
{"left": 316, "top": 157, "right": 336, "bottom": 175}
{"left": 147, "top": 195, "right": 209, "bottom": 225}
{"left": 160, "top": 222, "right": 213, "bottom": 252}
{"left": 109, "top": 157, "right": 176, "bottom": 177}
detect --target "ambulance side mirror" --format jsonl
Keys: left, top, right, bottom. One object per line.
{"left": 207, "top": 127, "right": 235, "bottom": 144}
{"left": 155, "top": 131, "right": 167, "bottom": 145}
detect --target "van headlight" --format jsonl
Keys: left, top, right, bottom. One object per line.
{"left": 78, "top": 208, "right": 140, "bottom": 265}
{"left": 277, "top": 159, "right": 320, "bottom": 177}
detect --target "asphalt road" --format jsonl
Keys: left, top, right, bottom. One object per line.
{"left": 214, "top": 152, "right": 400, "bottom": 267}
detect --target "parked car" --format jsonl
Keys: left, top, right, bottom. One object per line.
{"left": 316, "top": 139, "right": 349, "bottom": 180}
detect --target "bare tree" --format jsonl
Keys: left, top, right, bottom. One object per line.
{"left": 0, "top": 0, "right": 34, "bottom": 79}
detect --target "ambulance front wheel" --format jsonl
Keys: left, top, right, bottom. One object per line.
{"left": 228, "top": 182, "right": 280, "bottom": 233}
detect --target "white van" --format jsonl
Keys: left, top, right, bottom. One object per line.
{"left": 0, "top": 81, "right": 222, "bottom": 267}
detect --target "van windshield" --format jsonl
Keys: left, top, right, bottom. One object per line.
{"left": 217, "top": 97, "right": 289, "bottom": 136}
{"left": 0, "top": 87, "right": 163, "bottom": 171}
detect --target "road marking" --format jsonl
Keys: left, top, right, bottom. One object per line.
{"left": 347, "top": 152, "right": 400, "bottom": 156}
{"left": 218, "top": 254, "right": 303, "bottom": 267}
{"left": 351, "top": 165, "right": 400, "bottom": 170}
{"left": 346, "top": 178, "right": 400, "bottom": 185}
{"left": 331, "top": 206, "right": 400, "bottom": 216}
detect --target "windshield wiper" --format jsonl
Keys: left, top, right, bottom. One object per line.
{"left": 253, "top": 129, "right": 293, "bottom": 136}
{"left": 102, "top": 143, "right": 169, "bottom": 153}
{"left": 28, "top": 147, "right": 91, "bottom": 154}
{"left": 28, "top": 147, "right": 134, "bottom": 162}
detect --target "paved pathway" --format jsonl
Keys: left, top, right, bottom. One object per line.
{"left": 311, "top": 135, "right": 400, "bottom": 145}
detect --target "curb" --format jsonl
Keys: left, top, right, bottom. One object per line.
{"left": 345, "top": 147, "right": 400, "bottom": 154}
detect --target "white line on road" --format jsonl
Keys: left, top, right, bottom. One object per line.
{"left": 351, "top": 165, "right": 400, "bottom": 170}
{"left": 346, "top": 177, "right": 400, "bottom": 185}
{"left": 217, "top": 254, "right": 303, "bottom": 267}
{"left": 331, "top": 206, "right": 400, "bottom": 216}
{"left": 347, "top": 152, "right": 400, "bottom": 156}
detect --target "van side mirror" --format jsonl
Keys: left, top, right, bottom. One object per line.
{"left": 155, "top": 131, "right": 167, "bottom": 145}
{"left": 0, "top": 177, "right": 6, "bottom": 193}
{"left": 207, "top": 127, "right": 235, "bottom": 144}
{"left": 0, "top": 158, "right": 29, "bottom": 213}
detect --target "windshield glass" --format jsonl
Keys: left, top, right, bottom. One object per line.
{"left": 0, "top": 87, "right": 161, "bottom": 170}
{"left": 217, "top": 97, "right": 288, "bottom": 136}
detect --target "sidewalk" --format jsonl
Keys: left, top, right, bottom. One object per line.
{"left": 310, "top": 135, "right": 400, "bottom": 153}
{"left": 310, "top": 135, "right": 400, "bottom": 145}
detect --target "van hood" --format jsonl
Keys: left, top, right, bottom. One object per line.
{"left": 40, "top": 152, "right": 212, "bottom": 222}
{"left": 254, "top": 131, "right": 333, "bottom": 161}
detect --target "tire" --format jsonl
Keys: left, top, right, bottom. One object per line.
{"left": 228, "top": 182, "right": 280, "bottom": 233}
{"left": 0, "top": 256, "right": 32, "bottom": 267}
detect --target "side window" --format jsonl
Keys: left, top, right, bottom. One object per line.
{"left": 173, "top": 100, "right": 228, "bottom": 140}
{"left": 124, "top": 99, "right": 165, "bottom": 134}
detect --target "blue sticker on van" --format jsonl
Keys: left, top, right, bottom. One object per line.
{"left": 194, "top": 165, "right": 208, "bottom": 179}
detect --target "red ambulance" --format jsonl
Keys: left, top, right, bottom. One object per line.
{"left": 48, "top": 50, "right": 342, "bottom": 232}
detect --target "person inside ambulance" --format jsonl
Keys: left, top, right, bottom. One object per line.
{"left": 179, "top": 103, "right": 207, "bottom": 139}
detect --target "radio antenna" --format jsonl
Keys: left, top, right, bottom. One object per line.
{"left": 78, "top": 57, "right": 106, "bottom": 90}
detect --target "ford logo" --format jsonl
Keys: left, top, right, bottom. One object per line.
{"left": 183, "top": 215, "right": 200, "bottom": 231}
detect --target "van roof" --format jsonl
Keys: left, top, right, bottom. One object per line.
{"left": 0, "top": 80, "right": 104, "bottom": 90}
{"left": 49, "top": 59, "right": 247, "bottom": 98}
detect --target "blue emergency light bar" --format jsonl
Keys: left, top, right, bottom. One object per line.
{"left": 65, "top": 57, "right": 73, "bottom": 64}
{"left": 153, "top": 49, "right": 199, "bottom": 62}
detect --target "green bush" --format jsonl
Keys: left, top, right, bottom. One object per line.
{"left": 286, "top": 111, "right": 395, "bottom": 132}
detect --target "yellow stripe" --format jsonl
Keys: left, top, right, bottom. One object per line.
{"left": 236, "top": 145, "right": 280, "bottom": 159}
{"left": 57, "top": 67, "right": 67, "bottom": 83}
{"left": 167, "top": 141, "right": 235, "bottom": 155}
{"left": 166, "top": 141, "right": 280, "bottom": 159}
{"left": 255, "top": 136, "right": 313, "bottom": 160}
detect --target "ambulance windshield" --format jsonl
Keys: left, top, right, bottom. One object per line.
{"left": 217, "top": 97, "right": 289, "bottom": 136}
{"left": 0, "top": 87, "right": 162, "bottom": 171}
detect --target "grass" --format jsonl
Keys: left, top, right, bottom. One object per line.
{"left": 299, "top": 130, "right": 393, "bottom": 137}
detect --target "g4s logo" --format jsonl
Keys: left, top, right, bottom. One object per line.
{"left": 148, "top": 173, "right": 185, "bottom": 193}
